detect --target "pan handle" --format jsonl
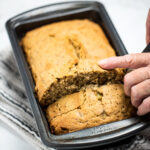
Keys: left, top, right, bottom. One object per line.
{"left": 142, "top": 43, "right": 150, "bottom": 53}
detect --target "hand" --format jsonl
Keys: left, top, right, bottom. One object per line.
{"left": 98, "top": 9, "right": 150, "bottom": 116}
{"left": 98, "top": 53, "right": 150, "bottom": 116}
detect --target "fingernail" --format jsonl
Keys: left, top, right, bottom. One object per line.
{"left": 137, "top": 110, "right": 141, "bottom": 116}
{"left": 98, "top": 59, "right": 108, "bottom": 66}
{"left": 137, "top": 108, "right": 142, "bottom": 116}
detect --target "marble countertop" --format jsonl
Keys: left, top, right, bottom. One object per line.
{"left": 0, "top": 0, "right": 150, "bottom": 149}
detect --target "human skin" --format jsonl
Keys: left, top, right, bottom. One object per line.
{"left": 98, "top": 9, "right": 150, "bottom": 116}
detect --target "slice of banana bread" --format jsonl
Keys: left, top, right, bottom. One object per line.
{"left": 46, "top": 84, "right": 135, "bottom": 135}
{"left": 22, "top": 19, "right": 124, "bottom": 106}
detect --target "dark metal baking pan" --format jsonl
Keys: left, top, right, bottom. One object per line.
{"left": 6, "top": 1, "right": 150, "bottom": 149}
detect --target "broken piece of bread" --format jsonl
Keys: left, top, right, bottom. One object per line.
{"left": 46, "top": 84, "right": 135, "bottom": 134}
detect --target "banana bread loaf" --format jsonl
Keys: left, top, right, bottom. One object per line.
{"left": 22, "top": 19, "right": 135, "bottom": 134}
{"left": 46, "top": 84, "right": 135, "bottom": 134}
{"left": 22, "top": 19, "right": 124, "bottom": 106}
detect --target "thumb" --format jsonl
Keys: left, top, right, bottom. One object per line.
{"left": 98, "top": 53, "right": 150, "bottom": 69}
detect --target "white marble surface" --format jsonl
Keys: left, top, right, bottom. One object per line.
{"left": 0, "top": 121, "right": 35, "bottom": 150}
{"left": 0, "top": 0, "right": 150, "bottom": 150}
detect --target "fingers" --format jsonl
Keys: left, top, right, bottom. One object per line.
{"left": 124, "top": 66, "right": 150, "bottom": 96}
{"left": 98, "top": 53, "right": 150, "bottom": 69}
{"left": 146, "top": 9, "right": 150, "bottom": 44}
{"left": 130, "top": 79, "right": 150, "bottom": 108}
{"left": 137, "top": 96, "right": 150, "bottom": 116}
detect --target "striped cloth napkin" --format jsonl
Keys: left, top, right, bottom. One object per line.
{"left": 0, "top": 48, "right": 150, "bottom": 150}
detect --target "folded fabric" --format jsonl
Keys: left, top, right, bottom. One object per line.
{"left": 0, "top": 48, "right": 150, "bottom": 150}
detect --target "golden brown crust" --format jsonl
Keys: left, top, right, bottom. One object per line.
{"left": 22, "top": 19, "right": 119, "bottom": 106}
{"left": 46, "top": 84, "right": 135, "bottom": 134}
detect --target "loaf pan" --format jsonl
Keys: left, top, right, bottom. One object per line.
{"left": 6, "top": 1, "right": 150, "bottom": 149}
